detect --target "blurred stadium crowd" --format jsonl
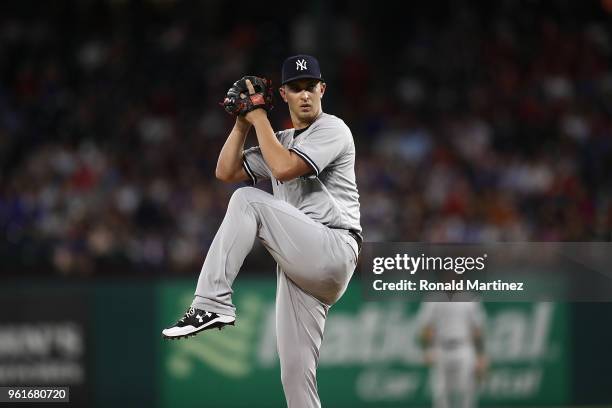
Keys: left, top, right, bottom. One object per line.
{"left": 1, "top": 1, "right": 611, "bottom": 276}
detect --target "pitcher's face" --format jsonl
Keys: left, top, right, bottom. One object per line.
{"left": 280, "top": 79, "right": 326, "bottom": 124}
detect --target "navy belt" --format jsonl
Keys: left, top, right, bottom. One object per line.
{"left": 328, "top": 226, "right": 363, "bottom": 252}
{"left": 348, "top": 229, "right": 363, "bottom": 252}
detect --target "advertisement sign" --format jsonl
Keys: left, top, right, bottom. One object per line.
{"left": 157, "top": 279, "right": 569, "bottom": 407}
{"left": 0, "top": 294, "right": 90, "bottom": 405}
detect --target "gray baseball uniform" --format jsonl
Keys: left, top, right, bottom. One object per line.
{"left": 417, "top": 301, "right": 486, "bottom": 408}
{"left": 191, "top": 112, "right": 361, "bottom": 408}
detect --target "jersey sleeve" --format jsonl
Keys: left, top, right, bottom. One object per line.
{"left": 289, "top": 123, "right": 350, "bottom": 176}
{"left": 242, "top": 146, "right": 271, "bottom": 185}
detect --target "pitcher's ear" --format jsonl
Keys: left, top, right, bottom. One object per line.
{"left": 279, "top": 86, "right": 287, "bottom": 103}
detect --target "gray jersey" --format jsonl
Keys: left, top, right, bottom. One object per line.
{"left": 242, "top": 112, "right": 361, "bottom": 234}
{"left": 417, "top": 302, "right": 485, "bottom": 346}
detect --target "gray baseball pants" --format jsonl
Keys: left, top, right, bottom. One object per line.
{"left": 191, "top": 187, "right": 358, "bottom": 408}
{"left": 431, "top": 346, "right": 477, "bottom": 408}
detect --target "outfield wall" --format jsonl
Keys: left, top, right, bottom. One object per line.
{"left": 1, "top": 278, "right": 609, "bottom": 407}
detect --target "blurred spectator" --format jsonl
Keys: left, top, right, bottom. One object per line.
{"left": 1, "top": 1, "right": 611, "bottom": 275}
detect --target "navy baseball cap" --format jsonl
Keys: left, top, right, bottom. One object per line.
{"left": 281, "top": 55, "right": 324, "bottom": 85}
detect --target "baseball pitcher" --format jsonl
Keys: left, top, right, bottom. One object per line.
{"left": 162, "top": 54, "right": 362, "bottom": 408}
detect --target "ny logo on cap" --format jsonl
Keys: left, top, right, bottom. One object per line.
{"left": 296, "top": 59, "right": 307, "bottom": 71}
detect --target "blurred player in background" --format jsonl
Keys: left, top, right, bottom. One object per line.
{"left": 417, "top": 300, "right": 488, "bottom": 408}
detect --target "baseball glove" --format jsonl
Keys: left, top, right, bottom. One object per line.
{"left": 221, "top": 76, "right": 274, "bottom": 117}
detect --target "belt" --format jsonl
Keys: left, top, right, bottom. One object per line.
{"left": 328, "top": 226, "right": 363, "bottom": 252}
{"left": 348, "top": 229, "right": 363, "bottom": 252}
{"left": 439, "top": 339, "right": 466, "bottom": 350}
